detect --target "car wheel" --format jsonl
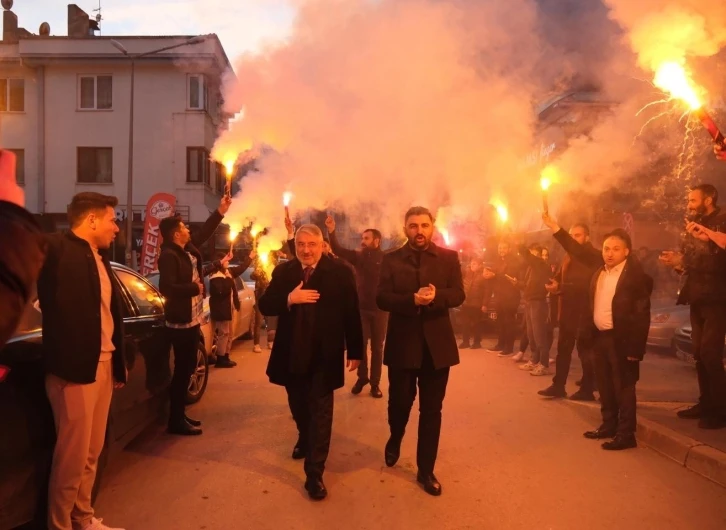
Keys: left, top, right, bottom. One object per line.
{"left": 186, "top": 341, "right": 209, "bottom": 404}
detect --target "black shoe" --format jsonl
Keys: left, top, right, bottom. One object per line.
{"left": 677, "top": 404, "right": 702, "bottom": 419}
{"left": 602, "top": 434, "right": 637, "bottom": 450}
{"left": 417, "top": 471, "right": 442, "bottom": 496}
{"left": 304, "top": 477, "right": 328, "bottom": 501}
{"left": 470, "top": 343, "right": 482, "bottom": 350}
{"left": 538, "top": 385, "right": 567, "bottom": 398}
{"left": 569, "top": 390, "right": 596, "bottom": 402}
{"left": 215, "top": 354, "right": 237, "bottom": 368}
{"left": 185, "top": 415, "right": 202, "bottom": 427}
{"left": 458, "top": 342, "right": 470, "bottom": 349}
{"left": 384, "top": 437, "right": 401, "bottom": 467}
{"left": 292, "top": 440, "right": 307, "bottom": 460}
{"left": 583, "top": 427, "right": 616, "bottom": 440}
{"left": 698, "top": 416, "right": 726, "bottom": 430}
{"left": 168, "top": 422, "right": 203, "bottom": 436}
{"left": 351, "top": 380, "right": 368, "bottom": 395}
{"left": 370, "top": 385, "right": 383, "bottom": 399}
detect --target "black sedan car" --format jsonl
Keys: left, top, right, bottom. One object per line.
{"left": 0, "top": 263, "right": 211, "bottom": 529}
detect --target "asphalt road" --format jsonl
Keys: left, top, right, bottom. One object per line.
{"left": 94, "top": 341, "right": 726, "bottom": 530}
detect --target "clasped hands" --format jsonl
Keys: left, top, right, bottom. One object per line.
{"left": 414, "top": 284, "right": 436, "bottom": 306}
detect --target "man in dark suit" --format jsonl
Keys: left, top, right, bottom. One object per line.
{"left": 377, "top": 206, "right": 465, "bottom": 496}
{"left": 259, "top": 224, "right": 363, "bottom": 501}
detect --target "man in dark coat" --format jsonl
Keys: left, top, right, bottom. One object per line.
{"left": 539, "top": 216, "right": 600, "bottom": 401}
{"left": 377, "top": 206, "right": 465, "bottom": 497}
{"left": 325, "top": 215, "right": 388, "bottom": 397}
{"left": 157, "top": 195, "right": 231, "bottom": 436}
{"left": 459, "top": 258, "right": 487, "bottom": 349}
{"left": 482, "top": 241, "right": 522, "bottom": 355}
{"left": 259, "top": 224, "right": 363, "bottom": 501}
{"left": 584, "top": 229, "right": 652, "bottom": 450}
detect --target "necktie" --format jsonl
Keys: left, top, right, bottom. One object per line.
{"left": 303, "top": 266, "right": 313, "bottom": 285}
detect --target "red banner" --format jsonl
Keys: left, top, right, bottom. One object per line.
{"left": 140, "top": 193, "right": 176, "bottom": 276}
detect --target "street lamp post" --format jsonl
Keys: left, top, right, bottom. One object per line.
{"left": 110, "top": 36, "right": 208, "bottom": 267}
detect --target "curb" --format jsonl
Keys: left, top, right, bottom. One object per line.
{"left": 565, "top": 400, "right": 726, "bottom": 489}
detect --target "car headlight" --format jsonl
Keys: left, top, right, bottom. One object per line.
{"left": 651, "top": 313, "right": 670, "bottom": 323}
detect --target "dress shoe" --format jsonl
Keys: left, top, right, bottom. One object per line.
{"left": 417, "top": 472, "right": 442, "bottom": 497}
{"left": 458, "top": 342, "right": 470, "bottom": 349}
{"left": 677, "top": 403, "right": 702, "bottom": 419}
{"left": 602, "top": 434, "right": 637, "bottom": 450}
{"left": 168, "top": 422, "right": 203, "bottom": 436}
{"left": 215, "top": 354, "right": 237, "bottom": 368}
{"left": 208, "top": 353, "right": 218, "bottom": 365}
{"left": 384, "top": 437, "right": 401, "bottom": 467}
{"left": 470, "top": 343, "right": 482, "bottom": 350}
{"left": 698, "top": 416, "right": 726, "bottom": 430}
{"left": 538, "top": 385, "right": 567, "bottom": 398}
{"left": 292, "top": 439, "right": 307, "bottom": 460}
{"left": 370, "top": 385, "right": 383, "bottom": 399}
{"left": 569, "top": 390, "right": 596, "bottom": 402}
{"left": 583, "top": 427, "right": 616, "bottom": 440}
{"left": 351, "top": 380, "right": 368, "bottom": 395}
{"left": 185, "top": 415, "right": 202, "bottom": 427}
{"left": 304, "top": 477, "right": 328, "bottom": 501}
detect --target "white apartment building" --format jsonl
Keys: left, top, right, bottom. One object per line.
{"left": 0, "top": 4, "right": 234, "bottom": 257}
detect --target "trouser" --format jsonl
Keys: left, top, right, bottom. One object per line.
{"left": 285, "top": 371, "right": 334, "bottom": 479}
{"left": 167, "top": 325, "right": 200, "bottom": 425}
{"left": 690, "top": 302, "right": 726, "bottom": 419}
{"left": 460, "top": 306, "right": 483, "bottom": 346}
{"left": 497, "top": 303, "right": 519, "bottom": 353}
{"left": 594, "top": 331, "right": 639, "bottom": 436}
{"left": 45, "top": 360, "right": 113, "bottom": 530}
{"left": 525, "top": 299, "right": 551, "bottom": 367}
{"left": 387, "top": 348, "right": 450, "bottom": 474}
{"left": 214, "top": 320, "right": 232, "bottom": 356}
{"left": 519, "top": 318, "right": 529, "bottom": 353}
{"left": 552, "top": 305, "right": 596, "bottom": 392}
{"left": 357, "top": 309, "right": 388, "bottom": 386}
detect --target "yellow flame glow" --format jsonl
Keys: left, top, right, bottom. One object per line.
{"left": 259, "top": 251, "right": 270, "bottom": 265}
{"left": 440, "top": 228, "right": 451, "bottom": 246}
{"left": 490, "top": 200, "right": 508, "bottom": 223}
{"left": 540, "top": 165, "right": 557, "bottom": 191}
{"left": 250, "top": 225, "right": 262, "bottom": 238}
{"left": 283, "top": 192, "right": 293, "bottom": 207}
{"left": 654, "top": 61, "right": 703, "bottom": 111}
{"left": 224, "top": 159, "right": 235, "bottom": 178}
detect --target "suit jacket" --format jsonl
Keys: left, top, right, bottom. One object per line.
{"left": 588, "top": 256, "right": 653, "bottom": 360}
{"left": 258, "top": 254, "right": 363, "bottom": 392}
{"left": 377, "top": 242, "right": 465, "bottom": 370}
{"left": 482, "top": 254, "right": 521, "bottom": 309}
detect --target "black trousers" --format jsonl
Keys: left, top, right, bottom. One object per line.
{"left": 460, "top": 306, "right": 483, "bottom": 346}
{"left": 388, "top": 349, "right": 450, "bottom": 474}
{"left": 167, "top": 325, "right": 200, "bottom": 425}
{"left": 358, "top": 309, "right": 388, "bottom": 386}
{"left": 593, "top": 332, "right": 639, "bottom": 436}
{"left": 553, "top": 310, "right": 596, "bottom": 392}
{"left": 285, "top": 371, "right": 334, "bottom": 479}
{"left": 690, "top": 302, "right": 726, "bottom": 419}
{"left": 496, "top": 304, "right": 519, "bottom": 354}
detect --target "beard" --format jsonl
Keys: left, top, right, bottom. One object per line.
{"left": 409, "top": 235, "right": 430, "bottom": 250}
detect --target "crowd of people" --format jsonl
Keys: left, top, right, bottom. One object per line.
{"left": 2, "top": 145, "right": 726, "bottom": 528}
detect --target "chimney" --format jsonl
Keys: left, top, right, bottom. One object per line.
{"left": 67, "top": 4, "right": 94, "bottom": 38}
{"left": 2, "top": 8, "right": 18, "bottom": 43}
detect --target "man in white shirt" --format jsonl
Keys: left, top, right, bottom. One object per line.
{"left": 584, "top": 229, "right": 652, "bottom": 450}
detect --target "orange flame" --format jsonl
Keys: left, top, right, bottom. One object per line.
{"left": 653, "top": 61, "right": 703, "bottom": 111}
{"left": 440, "top": 228, "right": 451, "bottom": 246}
{"left": 540, "top": 165, "right": 557, "bottom": 191}
{"left": 283, "top": 192, "right": 293, "bottom": 207}
{"left": 490, "top": 199, "right": 508, "bottom": 223}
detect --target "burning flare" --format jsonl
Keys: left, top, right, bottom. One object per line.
{"left": 490, "top": 200, "right": 508, "bottom": 223}
{"left": 653, "top": 61, "right": 702, "bottom": 111}
{"left": 539, "top": 165, "right": 557, "bottom": 191}
{"left": 440, "top": 228, "right": 451, "bottom": 247}
{"left": 283, "top": 192, "right": 293, "bottom": 207}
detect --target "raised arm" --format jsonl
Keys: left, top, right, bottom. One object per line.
{"left": 191, "top": 196, "right": 231, "bottom": 248}
{"left": 328, "top": 230, "right": 359, "bottom": 265}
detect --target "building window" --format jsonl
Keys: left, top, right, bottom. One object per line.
{"left": 8, "top": 149, "right": 24, "bottom": 185}
{"left": 187, "top": 147, "right": 210, "bottom": 184}
{"left": 77, "top": 147, "right": 113, "bottom": 183}
{"left": 215, "top": 162, "right": 226, "bottom": 194}
{"left": 188, "top": 75, "right": 207, "bottom": 110}
{"left": 79, "top": 75, "right": 113, "bottom": 110}
{"left": 0, "top": 78, "right": 25, "bottom": 112}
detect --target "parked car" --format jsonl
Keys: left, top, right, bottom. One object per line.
{"left": 648, "top": 304, "right": 690, "bottom": 351}
{"left": 0, "top": 263, "right": 212, "bottom": 529}
{"left": 673, "top": 322, "right": 726, "bottom": 365}
{"left": 146, "top": 266, "right": 255, "bottom": 345}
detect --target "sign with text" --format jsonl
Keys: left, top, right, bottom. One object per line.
{"left": 140, "top": 193, "right": 176, "bottom": 276}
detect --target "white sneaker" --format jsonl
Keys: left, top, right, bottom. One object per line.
{"left": 511, "top": 352, "right": 524, "bottom": 362}
{"left": 549, "top": 357, "right": 555, "bottom": 364}
{"left": 530, "top": 364, "right": 551, "bottom": 376}
{"left": 253, "top": 344, "right": 262, "bottom": 353}
{"left": 83, "top": 518, "right": 124, "bottom": 530}
{"left": 519, "top": 360, "right": 536, "bottom": 371}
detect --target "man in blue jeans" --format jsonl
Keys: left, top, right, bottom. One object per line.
{"left": 518, "top": 243, "right": 553, "bottom": 376}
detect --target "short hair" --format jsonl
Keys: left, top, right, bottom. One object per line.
{"left": 67, "top": 192, "right": 118, "bottom": 228}
{"left": 571, "top": 223, "right": 590, "bottom": 236}
{"left": 692, "top": 184, "right": 719, "bottom": 206}
{"left": 528, "top": 243, "right": 543, "bottom": 254}
{"left": 603, "top": 228, "right": 632, "bottom": 250}
{"left": 160, "top": 215, "right": 184, "bottom": 243}
{"left": 364, "top": 228, "right": 382, "bottom": 241}
{"left": 404, "top": 206, "right": 434, "bottom": 223}
{"left": 295, "top": 224, "right": 323, "bottom": 241}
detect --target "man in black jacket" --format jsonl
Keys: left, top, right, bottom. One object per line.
{"left": 377, "top": 206, "right": 465, "bottom": 497}
{"left": 259, "top": 224, "right": 363, "bottom": 501}
{"left": 0, "top": 149, "right": 46, "bottom": 349}
{"left": 539, "top": 217, "right": 599, "bottom": 401}
{"left": 584, "top": 229, "right": 652, "bottom": 450}
{"left": 482, "top": 241, "right": 521, "bottom": 355}
{"left": 325, "top": 215, "right": 388, "bottom": 398}
{"left": 661, "top": 184, "right": 726, "bottom": 429}
{"left": 158, "top": 195, "right": 231, "bottom": 436}
{"left": 38, "top": 192, "right": 127, "bottom": 530}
